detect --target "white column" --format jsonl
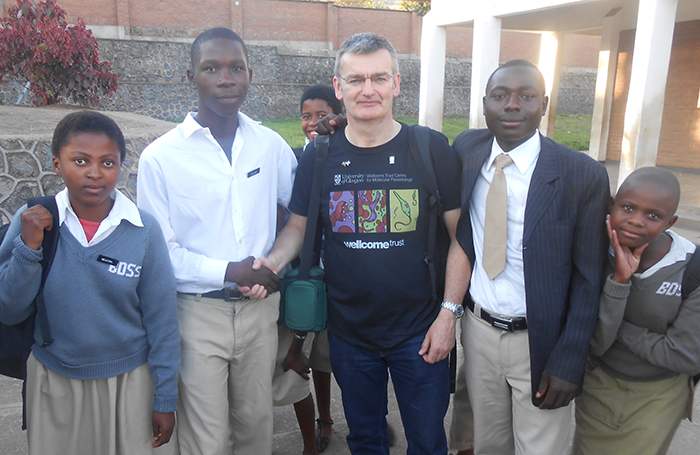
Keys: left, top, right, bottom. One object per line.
{"left": 539, "top": 32, "right": 564, "bottom": 138}
{"left": 618, "top": 0, "right": 678, "bottom": 188}
{"left": 588, "top": 8, "right": 622, "bottom": 161}
{"left": 419, "top": 13, "right": 447, "bottom": 131}
{"left": 469, "top": 13, "right": 501, "bottom": 130}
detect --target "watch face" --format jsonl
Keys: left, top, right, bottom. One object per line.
{"left": 442, "top": 301, "right": 464, "bottom": 317}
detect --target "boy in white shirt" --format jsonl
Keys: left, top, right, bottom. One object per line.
{"left": 137, "top": 27, "right": 296, "bottom": 455}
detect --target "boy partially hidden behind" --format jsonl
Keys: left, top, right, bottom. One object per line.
{"left": 137, "top": 27, "right": 297, "bottom": 454}
{"left": 573, "top": 167, "right": 700, "bottom": 455}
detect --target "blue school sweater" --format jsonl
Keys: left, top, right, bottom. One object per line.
{"left": 0, "top": 209, "right": 180, "bottom": 413}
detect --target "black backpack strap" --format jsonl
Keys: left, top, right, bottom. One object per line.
{"left": 26, "top": 196, "right": 59, "bottom": 348}
{"left": 298, "top": 135, "right": 329, "bottom": 281}
{"left": 408, "top": 125, "right": 459, "bottom": 393}
{"left": 408, "top": 124, "right": 441, "bottom": 302}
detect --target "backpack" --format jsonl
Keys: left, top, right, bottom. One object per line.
{"left": 681, "top": 246, "right": 700, "bottom": 385}
{"left": 407, "top": 124, "right": 448, "bottom": 303}
{"left": 407, "top": 124, "right": 458, "bottom": 391}
{"left": 0, "top": 196, "right": 59, "bottom": 428}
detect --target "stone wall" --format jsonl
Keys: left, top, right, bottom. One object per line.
{"left": 0, "top": 39, "right": 595, "bottom": 121}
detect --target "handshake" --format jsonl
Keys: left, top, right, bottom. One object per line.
{"left": 227, "top": 256, "right": 279, "bottom": 300}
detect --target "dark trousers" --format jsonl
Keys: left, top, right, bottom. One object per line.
{"left": 329, "top": 330, "right": 450, "bottom": 455}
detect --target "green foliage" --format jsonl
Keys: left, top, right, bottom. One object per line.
{"left": 0, "top": 0, "right": 118, "bottom": 106}
{"left": 333, "top": 0, "right": 386, "bottom": 8}
{"left": 261, "top": 114, "right": 592, "bottom": 151}
{"left": 315, "top": 0, "right": 430, "bottom": 14}
{"left": 399, "top": 1, "right": 431, "bottom": 15}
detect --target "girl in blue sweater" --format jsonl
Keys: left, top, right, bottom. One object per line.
{"left": 0, "top": 111, "right": 180, "bottom": 455}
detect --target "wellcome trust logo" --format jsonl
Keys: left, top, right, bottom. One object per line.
{"left": 343, "top": 239, "right": 405, "bottom": 249}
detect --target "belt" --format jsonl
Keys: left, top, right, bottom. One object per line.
{"left": 185, "top": 288, "right": 248, "bottom": 301}
{"left": 467, "top": 300, "right": 527, "bottom": 332}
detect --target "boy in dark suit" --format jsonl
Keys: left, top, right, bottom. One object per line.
{"left": 447, "top": 59, "right": 609, "bottom": 454}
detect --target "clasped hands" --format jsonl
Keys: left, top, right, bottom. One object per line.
{"left": 234, "top": 256, "right": 278, "bottom": 300}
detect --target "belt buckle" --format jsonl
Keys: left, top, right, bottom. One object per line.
{"left": 223, "top": 287, "right": 247, "bottom": 301}
{"left": 491, "top": 316, "right": 514, "bottom": 332}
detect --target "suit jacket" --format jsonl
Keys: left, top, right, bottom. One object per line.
{"left": 453, "top": 129, "right": 609, "bottom": 406}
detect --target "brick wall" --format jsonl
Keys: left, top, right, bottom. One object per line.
{"left": 607, "top": 20, "right": 700, "bottom": 170}
{"left": 242, "top": 1, "right": 332, "bottom": 43}
{"left": 658, "top": 20, "right": 700, "bottom": 169}
{"left": 128, "top": 0, "right": 234, "bottom": 37}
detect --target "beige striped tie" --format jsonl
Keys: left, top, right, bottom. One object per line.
{"left": 483, "top": 153, "right": 514, "bottom": 280}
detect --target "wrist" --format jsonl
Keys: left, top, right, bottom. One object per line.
{"left": 225, "top": 261, "right": 243, "bottom": 282}
{"left": 268, "top": 255, "right": 286, "bottom": 275}
{"left": 20, "top": 234, "right": 41, "bottom": 251}
{"left": 440, "top": 300, "right": 464, "bottom": 318}
{"left": 611, "top": 272, "right": 630, "bottom": 284}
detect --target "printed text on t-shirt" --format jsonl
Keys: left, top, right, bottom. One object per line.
{"left": 656, "top": 281, "right": 682, "bottom": 297}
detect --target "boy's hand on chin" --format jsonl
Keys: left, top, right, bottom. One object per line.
{"left": 606, "top": 215, "right": 647, "bottom": 283}
{"left": 20, "top": 205, "right": 53, "bottom": 250}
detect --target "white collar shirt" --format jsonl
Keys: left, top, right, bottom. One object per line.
{"left": 56, "top": 187, "right": 143, "bottom": 247}
{"left": 136, "top": 112, "right": 297, "bottom": 293}
{"left": 469, "top": 132, "right": 541, "bottom": 316}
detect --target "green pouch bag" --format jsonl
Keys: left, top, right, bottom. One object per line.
{"left": 280, "top": 265, "right": 327, "bottom": 332}
{"left": 279, "top": 134, "right": 329, "bottom": 333}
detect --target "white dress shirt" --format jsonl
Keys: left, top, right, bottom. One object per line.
{"left": 56, "top": 187, "right": 143, "bottom": 247}
{"left": 469, "top": 132, "right": 541, "bottom": 316}
{"left": 137, "top": 112, "right": 297, "bottom": 293}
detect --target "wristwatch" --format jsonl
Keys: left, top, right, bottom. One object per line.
{"left": 441, "top": 300, "right": 464, "bottom": 318}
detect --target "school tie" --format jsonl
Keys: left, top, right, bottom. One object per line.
{"left": 483, "top": 153, "right": 514, "bottom": 280}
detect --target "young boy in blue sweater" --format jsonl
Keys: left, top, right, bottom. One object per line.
{"left": 0, "top": 111, "right": 180, "bottom": 455}
{"left": 573, "top": 166, "right": 700, "bottom": 455}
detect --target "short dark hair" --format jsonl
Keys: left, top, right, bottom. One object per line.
{"left": 617, "top": 166, "right": 681, "bottom": 214}
{"left": 299, "top": 85, "right": 343, "bottom": 115}
{"left": 485, "top": 59, "right": 546, "bottom": 94}
{"left": 51, "top": 111, "right": 126, "bottom": 162}
{"left": 191, "top": 27, "right": 248, "bottom": 69}
{"left": 334, "top": 33, "right": 398, "bottom": 77}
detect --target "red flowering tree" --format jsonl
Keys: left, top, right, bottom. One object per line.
{"left": 0, "top": 0, "right": 118, "bottom": 106}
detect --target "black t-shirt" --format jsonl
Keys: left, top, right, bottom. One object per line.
{"left": 290, "top": 123, "right": 461, "bottom": 350}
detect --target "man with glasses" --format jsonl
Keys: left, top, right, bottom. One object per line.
{"left": 249, "top": 33, "right": 463, "bottom": 454}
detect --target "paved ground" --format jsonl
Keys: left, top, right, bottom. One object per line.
{"left": 1, "top": 105, "right": 700, "bottom": 453}
{"left": 2, "top": 345, "right": 699, "bottom": 455}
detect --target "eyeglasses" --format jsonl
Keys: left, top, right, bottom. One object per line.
{"left": 338, "top": 73, "right": 394, "bottom": 88}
